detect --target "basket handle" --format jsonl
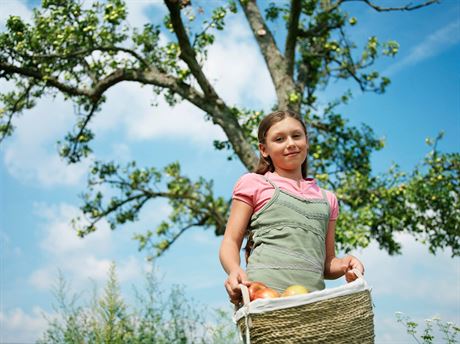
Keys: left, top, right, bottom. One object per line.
{"left": 237, "top": 284, "right": 252, "bottom": 344}
{"left": 351, "top": 268, "right": 365, "bottom": 280}
{"left": 239, "top": 284, "right": 251, "bottom": 306}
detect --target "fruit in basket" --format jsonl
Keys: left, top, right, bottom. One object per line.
{"left": 251, "top": 287, "right": 280, "bottom": 300}
{"left": 248, "top": 281, "right": 268, "bottom": 300}
{"left": 281, "top": 284, "right": 309, "bottom": 297}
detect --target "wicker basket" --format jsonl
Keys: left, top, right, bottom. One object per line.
{"left": 234, "top": 270, "right": 374, "bottom": 344}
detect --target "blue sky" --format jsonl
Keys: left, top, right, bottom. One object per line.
{"left": 1, "top": 0, "right": 459, "bottom": 343}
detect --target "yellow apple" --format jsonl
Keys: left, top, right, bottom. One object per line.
{"left": 281, "top": 285, "right": 309, "bottom": 297}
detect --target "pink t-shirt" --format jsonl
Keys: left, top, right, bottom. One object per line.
{"left": 232, "top": 172, "right": 339, "bottom": 221}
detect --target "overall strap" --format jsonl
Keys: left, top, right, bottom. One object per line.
{"left": 320, "top": 188, "right": 331, "bottom": 221}
{"left": 320, "top": 189, "right": 328, "bottom": 201}
{"left": 263, "top": 176, "right": 279, "bottom": 190}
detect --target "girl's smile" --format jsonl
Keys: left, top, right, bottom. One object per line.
{"left": 285, "top": 151, "right": 300, "bottom": 157}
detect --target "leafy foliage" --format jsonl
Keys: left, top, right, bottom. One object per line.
{"left": 336, "top": 133, "right": 460, "bottom": 256}
{"left": 396, "top": 312, "right": 460, "bottom": 344}
{"left": 38, "top": 263, "right": 241, "bottom": 343}
{"left": 73, "top": 161, "right": 229, "bottom": 258}
{"left": 1, "top": 0, "right": 457, "bottom": 257}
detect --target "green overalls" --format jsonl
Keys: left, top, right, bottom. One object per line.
{"left": 246, "top": 177, "right": 330, "bottom": 293}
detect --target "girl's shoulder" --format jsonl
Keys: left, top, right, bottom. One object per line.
{"left": 232, "top": 173, "right": 272, "bottom": 208}
{"left": 320, "top": 187, "right": 337, "bottom": 199}
{"left": 234, "top": 173, "right": 267, "bottom": 189}
{"left": 315, "top": 185, "right": 338, "bottom": 203}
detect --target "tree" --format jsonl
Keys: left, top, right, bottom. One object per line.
{"left": 1, "top": 0, "right": 458, "bottom": 259}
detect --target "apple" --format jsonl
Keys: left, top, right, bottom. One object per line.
{"left": 281, "top": 285, "right": 309, "bottom": 297}
{"left": 248, "top": 281, "right": 268, "bottom": 301}
{"left": 251, "top": 287, "right": 280, "bottom": 300}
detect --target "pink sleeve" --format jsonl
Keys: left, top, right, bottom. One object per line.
{"left": 326, "top": 191, "right": 339, "bottom": 221}
{"left": 232, "top": 174, "right": 259, "bottom": 208}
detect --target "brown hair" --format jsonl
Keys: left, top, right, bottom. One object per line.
{"left": 254, "top": 110, "right": 308, "bottom": 178}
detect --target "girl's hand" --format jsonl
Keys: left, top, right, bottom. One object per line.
{"left": 341, "top": 255, "right": 365, "bottom": 283}
{"left": 224, "top": 268, "right": 249, "bottom": 305}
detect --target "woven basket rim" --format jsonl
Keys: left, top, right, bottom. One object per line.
{"left": 234, "top": 276, "right": 371, "bottom": 322}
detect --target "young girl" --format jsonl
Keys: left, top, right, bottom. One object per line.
{"left": 219, "top": 110, "right": 364, "bottom": 305}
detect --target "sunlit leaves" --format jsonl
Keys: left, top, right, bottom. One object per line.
{"left": 1, "top": 0, "right": 134, "bottom": 148}
{"left": 308, "top": 101, "right": 384, "bottom": 180}
{"left": 73, "top": 161, "right": 229, "bottom": 258}
{"left": 265, "top": 2, "right": 288, "bottom": 21}
{"left": 348, "top": 17, "right": 357, "bottom": 26}
{"left": 334, "top": 135, "right": 459, "bottom": 256}
{"left": 383, "top": 40, "right": 399, "bottom": 56}
{"left": 0, "top": 82, "right": 41, "bottom": 142}
{"left": 132, "top": 23, "right": 161, "bottom": 65}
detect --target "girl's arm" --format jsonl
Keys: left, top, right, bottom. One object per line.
{"left": 323, "top": 220, "right": 365, "bottom": 282}
{"left": 219, "top": 199, "right": 253, "bottom": 304}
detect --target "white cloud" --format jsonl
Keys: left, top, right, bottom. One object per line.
{"left": 34, "top": 202, "right": 112, "bottom": 255}
{"left": 343, "top": 231, "right": 460, "bottom": 342}
{"left": 117, "top": 255, "right": 145, "bottom": 283}
{"left": 99, "top": 82, "right": 226, "bottom": 143}
{"left": 30, "top": 256, "right": 111, "bottom": 291}
{"left": 0, "top": 0, "right": 32, "bottom": 29}
{"left": 30, "top": 254, "right": 145, "bottom": 292}
{"left": 0, "top": 230, "right": 22, "bottom": 257}
{"left": 111, "top": 142, "right": 132, "bottom": 163}
{"left": 29, "top": 202, "right": 146, "bottom": 291}
{"left": 93, "top": 13, "right": 277, "bottom": 144}
{"left": 125, "top": 0, "right": 164, "bottom": 29}
{"left": 0, "top": 307, "right": 50, "bottom": 343}
{"left": 204, "top": 16, "right": 276, "bottom": 110}
{"left": 385, "top": 20, "right": 460, "bottom": 76}
{"left": 353, "top": 233, "right": 460, "bottom": 308}
{"left": 2, "top": 94, "right": 91, "bottom": 187}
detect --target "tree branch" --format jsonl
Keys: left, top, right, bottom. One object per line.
{"left": 344, "top": 0, "right": 440, "bottom": 12}
{"left": 164, "top": 0, "right": 219, "bottom": 99}
{"left": 160, "top": 220, "right": 206, "bottom": 256}
{"left": 0, "top": 82, "right": 35, "bottom": 143}
{"left": 0, "top": 60, "right": 201, "bottom": 105}
{"left": 1, "top": 61, "right": 91, "bottom": 98}
{"left": 1, "top": 59, "right": 259, "bottom": 169}
{"left": 297, "top": 22, "right": 342, "bottom": 39}
{"left": 25, "top": 46, "right": 150, "bottom": 68}
{"left": 239, "top": 0, "right": 297, "bottom": 110}
{"left": 285, "top": 0, "right": 302, "bottom": 78}
{"left": 0, "top": 61, "right": 147, "bottom": 103}
{"left": 163, "top": 1, "right": 258, "bottom": 168}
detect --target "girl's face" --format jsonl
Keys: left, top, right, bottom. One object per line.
{"left": 259, "top": 117, "right": 308, "bottom": 176}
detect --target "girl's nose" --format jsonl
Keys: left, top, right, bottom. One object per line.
{"left": 286, "top": 136, "right": 296, "bottom": 147}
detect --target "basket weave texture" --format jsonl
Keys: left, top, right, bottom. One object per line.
{"left": 237, "top": 290, "right": 374, "bottom": 344}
